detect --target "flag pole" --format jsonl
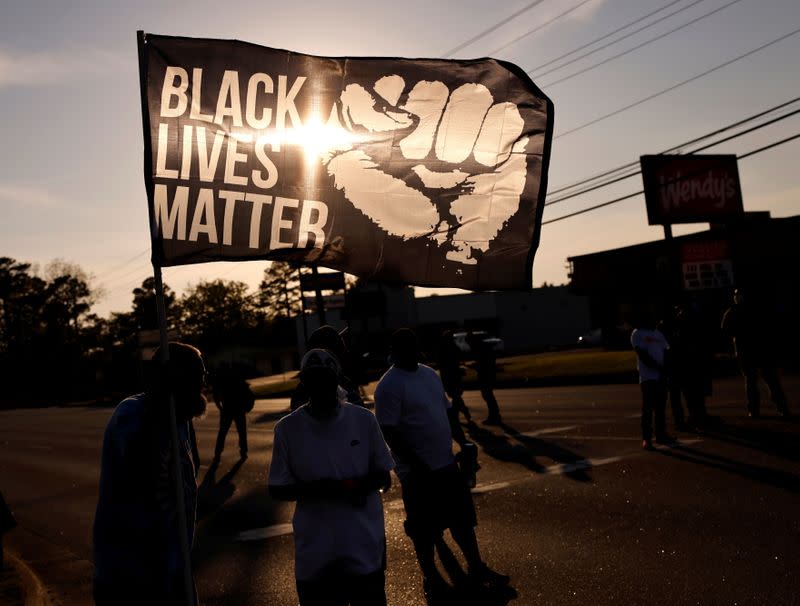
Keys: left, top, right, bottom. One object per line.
{"left": 138, "top": 30, "right": 194, "bottom": 606}
{"left": 153, "top": 264, "right": 195, "bottom": 605}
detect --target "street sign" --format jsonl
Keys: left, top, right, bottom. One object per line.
{"left": 680, "top": 240, "right": 734, "bottom": 290}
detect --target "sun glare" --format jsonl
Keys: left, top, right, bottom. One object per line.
{"left": 254, "top": 114, "right": 360, "bottom": 168}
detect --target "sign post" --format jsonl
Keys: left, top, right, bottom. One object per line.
{"left": 640, "top": 154, "right": 745, "bottom": 304}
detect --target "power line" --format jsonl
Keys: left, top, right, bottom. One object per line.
{"left": 100, "top": 262, "right": 153, "bottom": 290}
{"left": 443, "top": 0, "right": 548, "bottom": 57}
{"left": 555, "top": 26, "right": 800, "bottom": 140}
{"left": 94, "top": 249, "right": 150, "bottom": 280}
{"left": 542, "top": 0, "right": 746, "bottom": 87}
{"left": 487, "top": 0, "right": 598, "bottom": 57}
{"left": 543, "top": 190, "right": 642, "bottom": 225}
{"left": 534, "top": 0, "right": 713, "bottom": 79}
{"left": 547, "top": 96, "right": 800, "bottom": 196}
{"left": 525, "top": 0, "right": 687, "bottom": 74}
{"left": 737, "top": 131, "right": 800, "bottom": 159}
{"left": 547, "top": 169, "right": 642, "bottom": 207}
{"left": 545, "top": 105, "right": 800, "bottom": 206}
{"left": 541, "top": 129, "right": 800, "bottom": 225}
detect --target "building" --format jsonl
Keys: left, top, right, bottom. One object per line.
{"left": 568, "top": 213, "right": 800, "bottom": 350}
{"left": 295, "top": 283, "right": 591, "bottom": 360}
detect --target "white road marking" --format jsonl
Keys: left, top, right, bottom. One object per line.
{"left": 235, "top": 438, "right": 704, "bottom": 542}
{"left": 237, "top": 523, "right": 293, "bottom": 541}
{"left": 535, "top": 435, "right": 668, "bottom": 441}
{"left": 471, "top": 481, "right": 512, "bottom": 494}
{"left": 545, "top": 456, "right": 623, "bottom": 475}
{"left": 521, "top": 425, "right": 579, "bottom": 437}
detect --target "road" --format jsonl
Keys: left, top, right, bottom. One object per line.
{"left": 1, "top": 377, "right": 799, "bottom": 605}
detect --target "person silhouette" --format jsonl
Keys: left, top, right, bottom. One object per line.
{"left": 93, "top": 342, "right": 207, "bottom": 606}
{"left": 211, "top": 364, "right": 254, "bottom": 461}
{"left": 631, "top": 313, "right": 672, "bottom": 449}
{"left": 375, "top": 328, "right": 508, "bottom": 600}
{"left": 438, "top": 331, "right": 471, "bottom": 424}
{"left": 269, "top": 348, "right": 395, "bottom": 606}
{"left": 466, "top": 333, "right": 502, "bottom": 425}
{"left": 722, "top": 289, "right": 790, "bottom": 418}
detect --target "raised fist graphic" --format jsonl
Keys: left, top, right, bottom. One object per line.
{"left": 320, "top": 75, "right": 529, "bottom": 266}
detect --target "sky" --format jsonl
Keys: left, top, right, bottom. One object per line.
{"left": 1, "top": 0, "right": 798, "bottom": 316}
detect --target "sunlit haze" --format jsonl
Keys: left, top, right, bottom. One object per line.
{"left": 1, "top": 0, "right": 798, "bottom": 315}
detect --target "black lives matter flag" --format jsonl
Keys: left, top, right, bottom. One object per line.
{"left": 138, "top": 32, "right": 553, "bottom": 290}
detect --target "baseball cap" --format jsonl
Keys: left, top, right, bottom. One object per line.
{"left": 300, "top": 348, "right": 341, "bottom": 376}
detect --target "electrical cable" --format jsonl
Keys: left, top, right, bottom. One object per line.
{"left": 525, "top": 0, "right": 687, "bottom": 74}
{"left": 541, "top": 129, "right": 800, "bottom": 225}
{"left": 94, "top": 249, "right": 150, "bottom": 280}
{"left": 534, "top": 0, "right": 714, "bottom": 79}
{"left": 546, "top": 106, "right": 800, "bottom": 206}
{"left": 554, "top": 26, "right": 800, "bottom": 140}
{"left": 443, "top": 0, "right": 548, "bottom": 57}
{"left": 487, "top": 0, "right": 598, "bottom": 57}
{"left": 541, "top": 0, "right": 746, "bottom": 87}
{"left": 547, "top": 96, "right": 800, "bottom": 196}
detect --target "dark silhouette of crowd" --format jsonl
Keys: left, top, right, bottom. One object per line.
{"left": 90, "top": 288, "right": 793, "bottom": 605}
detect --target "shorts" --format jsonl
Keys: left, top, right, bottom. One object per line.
{"left": 400, "top": 463, "right": 477, "bottom": 540}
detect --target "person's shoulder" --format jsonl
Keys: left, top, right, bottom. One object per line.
{"left": 274, "top": 406, "right": 308, "bottom": 433}
{"left": 341, "top": 402, "right": 376, "bottom": 422}
{"left": 375, "top": 367, "right": 400, "bottom": 391}
{"left": 418, "top": 364, "right": 439, "bottom": 377}
{"left": 106, "top": 394, "right": 147, "bottom": 437}
{"left": 112, "top": 393, "right": 146, "bottom": 420}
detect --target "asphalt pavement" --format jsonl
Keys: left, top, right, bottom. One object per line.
{"left": 0, "top": 376, "right": 798, "bottom": 606}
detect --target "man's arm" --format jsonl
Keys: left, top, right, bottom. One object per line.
{"left": 380, "top": 425, "right": 429, "bottom": 473}
{"left": 448, "top": 406, "right": 469, "bottom": 446}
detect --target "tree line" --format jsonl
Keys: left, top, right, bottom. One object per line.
{"left": 0, "top": 257, "right": 305, "bottom": 406}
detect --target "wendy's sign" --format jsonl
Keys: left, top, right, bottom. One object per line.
{"left": 640, "top": 154, "right": 744, "bottom": 225}
{"left": 137, "top": 32, "right": 553, "bottom": 290}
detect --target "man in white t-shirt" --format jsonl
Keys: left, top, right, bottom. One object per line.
{"left": 374, "top": 328, "right": 508, "bottom": 599}
{"left": 268, "top": 348, "right": 395, "bottom": 606}
{"left": 631, "top": 313, "right": 672, "bottom": 449}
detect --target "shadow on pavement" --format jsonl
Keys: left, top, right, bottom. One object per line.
{"left": 465, "top": 421, "right": 591, "bottom": 482}
{"left": 701, "top": 420, "right": 800, "bottom": 462}
{"left": 656, "top": 443, "right": 800, "bottom": 493}
{"left": 198, "top": 457, "right": 245, "bottom": 519}
{"left": 193, "top": 475, "right": 288, "bottom": 605}
{"left": 251, "top": 410, "right": 290, "bottom": 425}
{"left": 426, "top": 538, "right": 517, "bottom": 606}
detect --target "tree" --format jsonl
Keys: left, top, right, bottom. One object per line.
{"left": 177, "top": 279, "right": 260, "bottom": 352}
{"left": 258, "top": 262, "right": 303, "bottom": 320}
{"left": 131, "top": 276, "right": 178, "bottom": 331}
{"left": 0, "top": 257, "right": 46, "bottom": 358}
{"left": 0, "top": 257, "right": 103, "bottom": 402}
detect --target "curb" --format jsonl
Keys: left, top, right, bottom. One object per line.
{"left": 5, "top": 551, "right": 53, "bottom": 606}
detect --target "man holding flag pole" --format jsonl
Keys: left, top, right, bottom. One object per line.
{"left": 124, "top": 29, "right": 552, "bottom": 605}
